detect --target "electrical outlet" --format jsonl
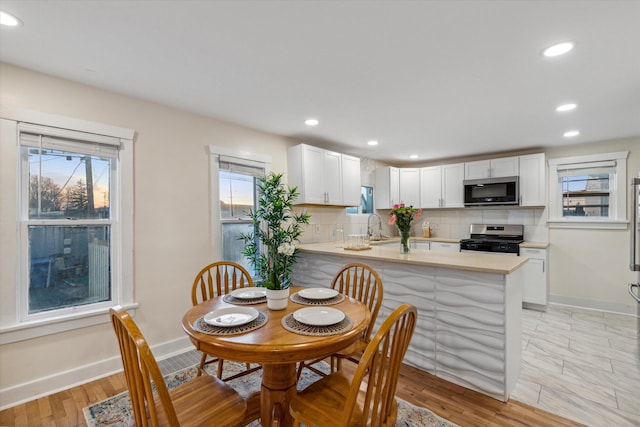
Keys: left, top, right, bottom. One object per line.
{"left": 315, "top": 225, "right": 321, "bottom": 234}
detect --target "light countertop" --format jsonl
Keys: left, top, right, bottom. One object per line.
{"left": 370, "top": 237, "right": 549, "bottom": 248}
{"left": 297, "top": 242, "right": 528, "bottom": 275}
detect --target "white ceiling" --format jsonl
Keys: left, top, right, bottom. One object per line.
{"left": 1, "top": 1, "right": 639, "bottom": 164}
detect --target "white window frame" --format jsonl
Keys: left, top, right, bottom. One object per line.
{"left": 547, "top": 151, "right": 629, "bottom": 230}
{"left": 208, "top": 145, "right": 271, "bottom": 261}
{"left": 0, "top": 107, "right": 135, "bottom": 344}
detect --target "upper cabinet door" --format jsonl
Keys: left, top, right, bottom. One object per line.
{"left": 341, "top": 154, "right": 361, "bottom": 206}
{"left": 465, "top": 160, "right": 491, "bottom": 179}
{"left": 375, "top": 166, "right": 400, "bottom": 209}
{"left": 442, "top": 163, "right": 465, "bottom": 207}
{"left": 420, "top": 166, "right": 443, "bottom": 208}
{"left": 300, "top": 145, "right": 327, "bottom": 204}
{"left": 490, "top": 156, "right": 519, "bottom": 178}
{"left": 519, "top": 153, "right": 546, "bottom": 206}
{"left": 399, "top": 168, "right": 420, "bottom": 207}
{"left": 323, "top": 150, "right": 343, "bottom": 205}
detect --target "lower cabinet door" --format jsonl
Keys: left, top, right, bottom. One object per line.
{"left": 522, "top": 258, "right": 546, "bottom": 305}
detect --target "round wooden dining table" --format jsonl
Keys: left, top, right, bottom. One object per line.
{"left": 182, "top": 286, "right": 370, "bottom": 427}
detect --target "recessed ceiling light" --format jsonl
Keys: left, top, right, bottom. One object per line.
{"left": 563, "top": 130, "right": 580, "bottom": 138}
{"left": 0, "top": 10, "right": 22, "bottom": 26}
{"left": 304, "top": 118, "right": 319, "bottom": 126}
{"left": 367, "top": 140, "right": 378, "bottom": 146}
{"left": 409, "top": 154, "right": 419, "bottom": 159}
{"left": 556, "top": 103, "right": 577, "bottom": 112}
{"left": 542, "top": 41, "right": 574, "bottom": 57}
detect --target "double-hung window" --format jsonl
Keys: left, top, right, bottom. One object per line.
{"left": 548, "top": 151, "right": 628, "bottom": 229}
{"left": 0, "top": 110, "right": 134, "bottom": 342}
{"left": 20, "top": 124, "right": 120, "bottom": 316}
{"left": 209, "top": 146, "right": 271, "bottom": 276}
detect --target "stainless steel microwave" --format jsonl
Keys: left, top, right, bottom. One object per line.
{"left": 463, "top": 176, "right": 519, "bottom": 207}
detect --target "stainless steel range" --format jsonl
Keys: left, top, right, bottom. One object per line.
{"left": 460, "top": 224, "right": 524, "bottom": 256}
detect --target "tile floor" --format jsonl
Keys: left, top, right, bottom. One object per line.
{"left": 512, "top": 305, "right": 639, "bottom": 427}
{"left": 164, "top": 305, "right": 639, "bottom": 427}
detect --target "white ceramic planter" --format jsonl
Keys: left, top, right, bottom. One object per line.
{"left": 266, "top": 288, "right": 290, "bottom": 310}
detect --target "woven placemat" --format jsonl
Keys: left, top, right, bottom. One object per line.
{"left": 222, "top": 294, "right": 267, "bottom": 305}
{"left": 194, "top": 311, "right": 268, "bottom": 335}
{"left": 290, "top": 292, "right": 345, "bottom": 306}
{"left": 281, "top": 313, "right": 353, "bottom": 336}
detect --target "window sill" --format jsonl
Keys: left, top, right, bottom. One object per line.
{"left": 0, "top": 302, "right": 139, "bottom": 345}
{"left": 547, "top": 219, "right": 629, "bottom": 230}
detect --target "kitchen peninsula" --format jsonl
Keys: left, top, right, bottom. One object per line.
{"left": 292, "top": 243, "right": 527, "bottom": 402}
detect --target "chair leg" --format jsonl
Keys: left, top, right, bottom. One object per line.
{"left": 217, "top": 358, "right": 225, "bottom": 379}
{"left": 197, "top": 352, "right": 208, "bottom": 376}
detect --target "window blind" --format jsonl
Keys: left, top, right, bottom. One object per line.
{"left": 18, "top": 123, "right": 121, "bottom": 159}
{"left": 219, "top": 155, "right": 265, "bottom": 177}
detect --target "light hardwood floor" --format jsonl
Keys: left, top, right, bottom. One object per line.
{"left": 0, "top": 358, "right": 582, "bottom": 427}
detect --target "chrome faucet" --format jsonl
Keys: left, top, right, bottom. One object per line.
{"left": 367, "top": 214, "right": 383, "bottom": 240}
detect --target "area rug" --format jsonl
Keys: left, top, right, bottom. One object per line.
{"left": 83, "top": 361, "right": 458, "bottom": 427}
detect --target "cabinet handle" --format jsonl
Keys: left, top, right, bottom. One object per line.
{"left": 542, "top": 260, "right": 545, "bottom": 273}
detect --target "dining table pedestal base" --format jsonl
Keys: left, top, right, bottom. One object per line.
{"left": 261, "top": 363, "right": 297, "bottom": 427}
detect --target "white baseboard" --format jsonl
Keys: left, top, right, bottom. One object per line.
{"left": 0, "top": 336, "right": 193, "bottom": 411}
{"left": 549, "top": 294, "right": 639, "bottom": 317}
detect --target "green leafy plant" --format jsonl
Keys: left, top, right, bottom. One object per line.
{"left": 240, "top": 172, "right": 311, "bottom": 290}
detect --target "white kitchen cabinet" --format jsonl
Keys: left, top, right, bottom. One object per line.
{"left": 375, "top": 166, "right": 400, "bottom": 209}
{"left": 430, "top": 241, "right": 460, "bottom": 252}
{"left": 465, "top": 156, "right": 519, "bottom": 179}
{"left": 341, "top": 154, "right": 361, "bottom": 206}
{"left": 399, "top": 168, "right": 420, "bottom": 207}
{"left": 520, "top": 247, "right": 548, "bottom": 307}
{"left": 419, "top": 166, "right": 442, "bottom": 208}
{"left": 518, "top": 153, "right": 546, "bottom": 206}
{"left": 288, "top": 144, "right": 354, "bottom": 205}
{"left": 420, "top": 163, "right": 465, "bottom": 208}
{"left": 442, "top": 163, "right": 465, "bottom": 208}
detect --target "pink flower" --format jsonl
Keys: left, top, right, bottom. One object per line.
{"left": 393, "top": 204, "right": 400, "bottom": 209}
{"left": 416, "top": 209, "right": 422, "bottom": 220}
{"left": 388, "top": 214, "right": 397, "bottom": 225}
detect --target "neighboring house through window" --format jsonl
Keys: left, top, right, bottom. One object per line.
{"left": 548, "top": 151, "right": 628, "bottom": 229}
{"left": 0, "top": 108, "right": 134, "bottom": 343}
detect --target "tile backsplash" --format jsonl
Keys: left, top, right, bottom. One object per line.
{"left": 295, "top": 206, "right": 548, "bottom": 244}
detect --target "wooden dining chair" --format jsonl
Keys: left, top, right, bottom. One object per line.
{"left": 296, "top": 262, "right": 383, "bottom": 379}
{"left": 289, "top": 303, "right": 417, "bottom": 427}
{"left": 109, "top": 306, "right": 247, "bottom": 427}
{"left": 191, "top": 261, "right": 261, "bottom": 380}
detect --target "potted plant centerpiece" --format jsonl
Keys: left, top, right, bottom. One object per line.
{"left": 240, "top": 172, "right": 310, "bottom": 309}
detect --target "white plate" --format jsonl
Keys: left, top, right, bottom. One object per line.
{"left": 204, "top": 307, "right": 259, "bottom": 327}
{"left": 298, "top": 288, "right": 339, "bottom": 300}
{"left": 293, "top": 307, "right": 345, "bottom": 326}
{"left": 231, "top": 287, "right": 267, "bottom": 300}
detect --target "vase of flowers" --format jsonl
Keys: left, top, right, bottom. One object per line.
{"left": 388, "top": 204, "right": 422, "bottom": 254}
{"left": 240, "top": 172, "right": 310, "bottom": 309}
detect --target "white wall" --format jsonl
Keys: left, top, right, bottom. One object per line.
{"left": 0, "top": 63, "right": 294, "bottom": 407}
{"left": 546, "top": 137, "right": 640, "bottom": 313}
